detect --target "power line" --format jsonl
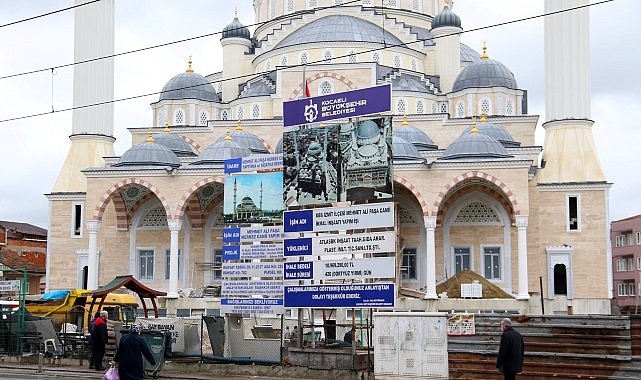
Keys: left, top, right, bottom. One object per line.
{"left": 0, "top": 0, "right": 101, "bottom": 29}
{"left": 0, "top": 0, "right": 613, "bottom": 124}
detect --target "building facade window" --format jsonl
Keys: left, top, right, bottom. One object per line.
{"left": 479, "top": 98, "right": 491, "bottom": 115}
{"left": 72, "top": 203, "right": 83, "bottom": 238}
{"left": 439, "top": 102, "right": 448, "bottom": 113}
{"left": 412, "top": 0, "right": 421, "bottom": 12}
{"left": 456, "top": 101, "right": 465, "bottom": 118}
{"left": 411, "top": 58, "right": 417, "bottom": 71}
{"left": 454, "top": 247, "right": 471, "bottom": 273}
{"left": 506, "top": 99, "right": 514, "bottom": 116}
{"left": 319, "top": 80, "right": 333, "bottom": 95}
{"left": 213, "top": 249, "right": 222, "bottom": 280}
{"left": 307, "top": 0, "right": 317, "bottom": 9}
{"left": 236, "top": 106, "right": 244, "bottom": 120}
{"left": 287, "top": 0, "right": 294, "bottom": 12}
{"left": 164, "top": 249, "right": 182, "bottom": 280}
{"left": 396, "top": 98, "right": 406, "bottom": 114}
{"left": 322, "top": 49, "right": 333, "bottom": 63}
{"left": 483, "top": 246, "right": 501, "bottom": 280}
{"left": 251, "top": 103, "right": 261, "bottom": 119}
{"left": 372, "top": 52, "right": 380, "bottom": 63}
{"left": 432, "top": 102, "right": 438, "bottom": 113}
{"left": 362, "top": 0, "right": 373, "bottom": 5}
{"left": 174, "top": 109, "right": 185, "bottom": 125}
{"left": 281, "top": 56, "right": 288, "bottom": 66}
{"left": 300, "top": 51, "right": 309, "bottom": 65}
{"left": 567, "top": 195, "right": 581, "bottom": 232}
{"left": 348, "top": 50, "right": 357, "bottom": 63}
{"left": 387, "top": 0, "right": 398, "bottom": 8}
{"left": 416, "top": 100, "right": 424, "bottom": 114}
{"left": 393, "top": 55, "right": 401, "bottom": 68}
{"left": 138, "top": 249, "right": 155, "bottom": 280}
{"left": 157, "top": 111, "right": 164, "bottom": 127}
{"left": 221, "top": 110, "right": 228, "bottom": 120}
{"left": 199, "top": 110, "right": 209, "bottom": 126}
{"left": 553, "top": 264, "right": 568, "bottom": 295}
{"left": 402, "top": 248, "right": 417, "bottom": 280}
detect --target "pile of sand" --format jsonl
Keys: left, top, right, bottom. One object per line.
{"left": 435, "top": 270, "right": 512, "bottom": 299}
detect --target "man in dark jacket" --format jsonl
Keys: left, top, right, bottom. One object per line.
{"left": 89, "top": 310, "right": 108, "bottom": 371}
{"left": 496, "top": 317, "right": 524, "bottom": 380}
{"left": 113, "top": 324, "right": 156, "bottom": 380}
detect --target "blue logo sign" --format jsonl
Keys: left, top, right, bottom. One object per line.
{"left": 283, "top": 261, "right": 313, "bottom": 280}
{"left": 283, "top": 84, "right": 391, "bottom": 127}
{"left": 222, "top": 228, "right": 241, "bottom": 243}
{"left": 224, "top": 158, "right": 243, "bottom": 173}
{"left": 284, "top": 209, "right": 314, "bottom": 232}
{"left": 222, "top": 245, "right": 240, "bottom": 260}
{"left": 283, "top": 237, "right": 312, "bottom": 256}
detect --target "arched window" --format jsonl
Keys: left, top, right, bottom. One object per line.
{"left": 372, "top": 52, "right": 380, "bottom": 63}
{"left": 480, "top": 97, "right": 491, "bottom": 115}
{"left": 281, "top": 56, "right": 288, "bottom": 66}
{"left": 393, "top": 55, "right": 401, "bottom": 68}
{"left": 217, "top": 82, "right": 222, "bottom": 92}
{"left": 387, "top": 0, "right": 398, "bottom": 8}
{"left": 348, "top": 50, "right": 357, "bottom": 63}
{"left": 432, "top": 102, "right": 438, "bottom": 113}
{"left": 396, "top": 98, "right": 406, "bottom": 114}
{"left": 411, "top": 59, "right": 417, "bottom": 71}
{"left": 412, "top": 0, "right": 421, "bottom": 12}
{"left": 287, "top": 0, "right": 294, "bottom": 12}
{"left": 307, "top": 0, "right": 317, "bottom": 9}
{"left": 456, "top": 101, "right": 465, "bottom": 118}
{"left": 299, "top": 51, "right": 309, "bottom": 65}
{"left": 236, "top": 106, "right": 244, "bottom": 120}
{"left": 174, "top": 109, "right": 185, "bottom": 125}
{"left": 439, "top": 102, "right": 448, "bottom": 114}
{"left": 323, "top": 49, "right": 333, "bottom": 63}
{"left": 221, "top": 110, "right": 229, "bottom": 120}
{"left": 506, "top": 99, "right": 514, "bottom": 116}
{"left": 319, "top": 80, "right": 333, "bottom": 95}
{"left": 416, "top": 100, "right": 424, "bottom": 114}
{"left": 199, "top": 110, "right": 209, "bottom": 126}
{"left": 251, "top": 103, "right": 261, "bottom": 119}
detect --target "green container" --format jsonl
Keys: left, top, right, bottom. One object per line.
{"left": 141, "top": 330, "right": 165, "bottom": 376}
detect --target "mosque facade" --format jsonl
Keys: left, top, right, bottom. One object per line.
{"left": 46, "top": 0, "right": 611, "bottom": 315}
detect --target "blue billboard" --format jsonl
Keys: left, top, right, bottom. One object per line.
{"left": 284, "top": 283, "right": 395, "bottom": 308}
{"left": 283, "top": 84, "right": 391, "bottom": 127}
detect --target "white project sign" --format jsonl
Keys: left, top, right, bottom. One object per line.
{"left": 284, "top": 231, "right": 395, "bottom": 257}
{"left": 284, "top": 202, "right": 395, "bottom": 232}
{"left": 222, "top": 262, "right": 283, "bottom": 278}
{"left": 314, "top": 257, "right": 396, "bottom": 280}
{"left": 221, "top": 280, "right": 283, "bottom": 296}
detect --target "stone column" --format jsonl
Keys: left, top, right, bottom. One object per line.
{"left": 423, "top": 216, "right": 438, "bottom": 299}
{"left": 86, "top": 220, "right": 101, "bottom": 290}
{"left": 516, "top": 216, "right": 530, "bottom": 299}
{"left": 167, "top": 220, "right": 182, "bottom": 298}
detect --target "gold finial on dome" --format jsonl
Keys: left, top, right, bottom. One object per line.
{"left": 147, "top": 127, "right": 155, "bottom": 143}
{"left": 224, "top": 128, "right": 232, "bottom": 141}
{"left": 480, "top": 41, "right": 489, "bottom": 59}
{"left": 470, "top": 117, "right": 479, "bottom": 134}
{"left": 402, "top": 114, "right": 409, "bottom": 126}
{"left": 480, "top": 112, "right": 488, "bottom": 123}
{"left": 186, "top": 56, "right": 194, "bottom": 72}
{"left": 444, "top": 0, "right": 450, "bottom": 8}
{"left": 236, "top": 119, "right": 243, "bottom": 131}
{"left": 164, "top": 120, "right": 171, "bottom": 133}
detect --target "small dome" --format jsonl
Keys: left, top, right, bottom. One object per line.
{"left": 159, "top": 60, "right": 219, "bottom": 102}
{"left": 152, "top": 128, "right": 195, "bottom": 157}
{"left": 431, "top": 4, "right": 461, "bottom": 29}
{"left": 461, "top": 114, "right": 520, "bottom": 147}
{"left": 392, "top": 136, "right": 423, "bottom": 161}
{"left": 356, "top": 120, "right": 381, "bottom": 146}
{"left": 214, "top": 121, "right": 269, "bottom": 154}
{"left": 440, "top": 125, "right": 512, "bottom": 160}
{"left": 393, "top": 116, "right": 437, "bottom": 151}
{"left": 114, "top": 139, "right": 181, "bottom": 168}
{"left": 222, "top": 16, "right": 250, "bottom": 39}
{"left": 191, "top": 134, "right": 252, "bottom": 166}
{"left": 452, "top": 45, "right": 517, "bottom": 92}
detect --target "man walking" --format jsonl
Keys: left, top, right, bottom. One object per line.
{"left": 496, "top": 317, "right": 524, "bottom": 380}
{"left": 113, "top": 324, "right": 156, "bottom": 380}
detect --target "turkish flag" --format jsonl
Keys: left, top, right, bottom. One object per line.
{"left": 305, "top": 80, "right": 311, "bottom": 98}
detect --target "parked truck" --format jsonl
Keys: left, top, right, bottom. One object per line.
{"left": 25, "top": 289, "right": 138, "bottom": 331}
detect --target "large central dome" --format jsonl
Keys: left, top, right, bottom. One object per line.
{"left": 275, "top": 15, "right": 402, "bottom": 49}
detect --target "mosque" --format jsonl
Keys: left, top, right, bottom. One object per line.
{"left": 46, "top": 0, "right": 611, "bottom": 315}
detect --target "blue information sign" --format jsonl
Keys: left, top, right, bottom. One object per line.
{"left": 283, "top": 84, "right": 391, "bottom": 127}
{"left": 283, "top": 237, "right": 313, "bottom": 257}
{"left": 283, "top": 209, "right": 314, "bottom": 233}
{"left": 283, "top": 261, "right": 313, "bottom": 280}
{"left": 284, "top": 283, "right": 395, "bottom": 308}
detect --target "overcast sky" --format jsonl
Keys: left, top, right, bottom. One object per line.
{"left": 0, "top": 0, "right": 638, "bottom": 229}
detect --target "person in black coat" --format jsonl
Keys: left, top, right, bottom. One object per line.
{"left": 113, "top": 324, "right": 156, "bottom": 380}
{"left": 496, "top": 317, "right": 524, "bottom": 380}
{"left": 89, "top": 310, "right": 108, "bottom": 371}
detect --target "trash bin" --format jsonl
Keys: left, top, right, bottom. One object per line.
{"left": 141, "top": 329, "right": 165, "bottom": 377}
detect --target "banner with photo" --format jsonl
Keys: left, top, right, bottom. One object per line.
{"left": 283, "top": 116, "right": 393, "bottom": 206}
{"left": 223, "top": 171, "right": 285, "bottom": 224}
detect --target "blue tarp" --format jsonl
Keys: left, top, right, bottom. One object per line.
{"left": 40, "top": 290, "right": 70, "bottom": 301}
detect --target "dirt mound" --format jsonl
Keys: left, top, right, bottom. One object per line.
{"left": 436, "top": 270, "right": 513, "bottom": 299}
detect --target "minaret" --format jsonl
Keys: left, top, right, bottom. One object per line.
{"left": 539, "top": 0, "right": 605, "bottom": 182}
{"left": 220, "top": 10, "right": 252, "bottom": 102}
{"left": 430, "top": 1, "right": 462, "bottom": 93}
{"left": 52, "top": 0, "right": 116, "bottom": 192}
